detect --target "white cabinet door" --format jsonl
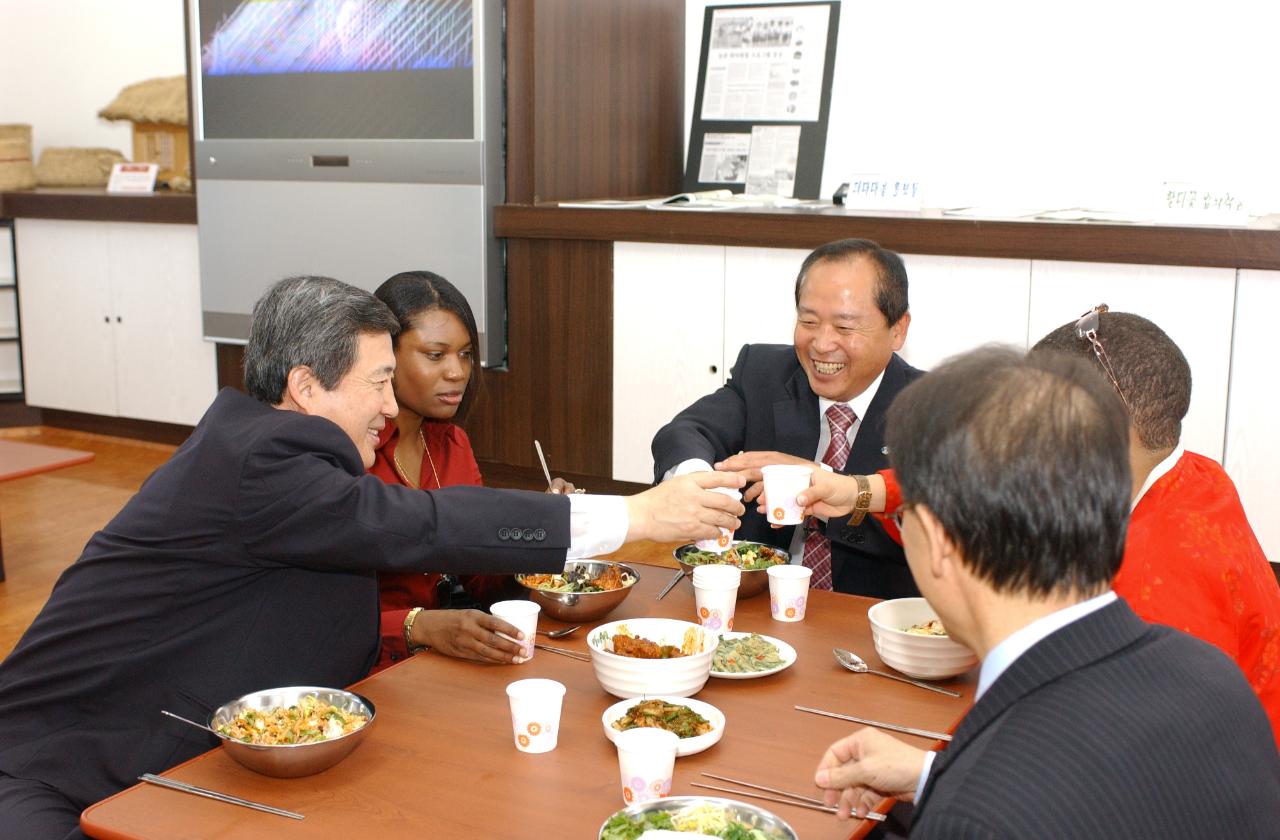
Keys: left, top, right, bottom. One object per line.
{"left": 1224, "top": 270, "right": 1280, "bottom": 564}
{"left": 613, "top": 242, "right": 726, "bottom": 482}
{"left": 722, "top": 247, "right": 808, "bottom": 367}
{"left": 15, "top": 219, "right": 118, "bottom": 416}
{"left": 1028, "top": 261, "right": 1236, "bottom": 462}
{"left": 898, "top": 255, "right": 1032, "bottom": 370}
{"left": 107, "top": 224, "right": 216, "bottom": 426}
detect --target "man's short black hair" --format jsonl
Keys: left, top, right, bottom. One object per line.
{"left": 1031, "top": 311, "right": 1191, "bottom": 452}
{"left": 793, "top": 238, "right": 909, "bottom": 325}
{"left": 886, "top": 346, "right": 1131, "bottom": 597}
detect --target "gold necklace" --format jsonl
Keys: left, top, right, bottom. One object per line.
{"left": 391, "top": 425, "right": 442, "bottom": 489}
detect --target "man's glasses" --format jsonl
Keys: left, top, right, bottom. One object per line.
{"left": 890, "top": 505, "right": 911, "bottom": 531}
{"left": 1074, "top": 304, "right": 1133, "bottom": 413}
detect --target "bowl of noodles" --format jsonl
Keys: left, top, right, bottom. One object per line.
{"left": 867, "top": 598, "right": 978, "bottom": 680}
{"left": 516, "top": 561, "right": 640, "bottom": 622}
{"left": 588, "top": 618, "right": 716, "bottom": 699}
{"left": 208, "top": 686, "right": 375, "bottom": 777}
{"left": 673, "top": 541, "right": 789, "bottom": 598}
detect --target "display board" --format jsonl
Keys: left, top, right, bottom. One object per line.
{"left": 684, "top": 1, "right": 839, "bottom": 199}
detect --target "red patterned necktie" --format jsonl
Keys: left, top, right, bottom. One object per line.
{"left": 803, "top": 403, "right": 857, "bottom": 590}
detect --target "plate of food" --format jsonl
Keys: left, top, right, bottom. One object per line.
{"left": 598, "top": 795, "right": 798, "bottom": 839}
{"left": 601, "top": 695, "right": 725, "bottom": 757}
{"left": 673, "top": 542, "right": 790, "bottom": 598}
{"left": 709, "top": 632, "right": 797, "bottom": 680}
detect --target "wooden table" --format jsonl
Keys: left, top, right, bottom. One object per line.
{"left": 81, "top": 562, "right": 974, "bottom": 839}
{"left": 0, "top": 438, "right": 94, "bottom": 581}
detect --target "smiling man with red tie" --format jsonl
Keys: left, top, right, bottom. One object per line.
{"left": 652, "top": 238, "right": 923, "bottom": 599}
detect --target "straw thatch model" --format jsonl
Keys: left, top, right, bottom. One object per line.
{"left": 98, "top": 76, "right": 188, "bottom": 126}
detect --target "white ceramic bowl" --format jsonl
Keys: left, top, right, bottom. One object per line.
{"left": 587, "top": 618, "right": 715, "bottom": 699}
{"left": 601, "top": 695, "right": 725, "bottom": 756}
{"left": 867, "top": 598, "right": 978, "bottom": 680}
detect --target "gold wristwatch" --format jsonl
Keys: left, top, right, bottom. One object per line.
{"left": 848, "top": 474, "right": 873, "bottom": 526}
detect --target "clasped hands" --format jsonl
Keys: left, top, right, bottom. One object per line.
{"left": 714, "top": 451, "right": 879, "bottom": 521}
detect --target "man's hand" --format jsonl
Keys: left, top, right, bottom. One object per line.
{"left": 715, "top": 451, "right": 818, "bottom": 503}
{"left": 625, "top": 471, "right": 744, "bottom": 543}
{"left": 761, "top": 471, "right": 888, "bottom": 521}
{"left": 814, "top": 728, "right": 928, "bottom": 819}
{"left": 411, "top": 609, "right": 527, "bottom": 664}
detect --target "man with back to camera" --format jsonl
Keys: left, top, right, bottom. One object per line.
{"left": 0, "top": 275, "right": 744, "bottom": 839}
{"left": 651, "top": 238, "right": 922, "bottom": 598}
{"left": 801, "top": 346, "right": 1280, "bottom": 838}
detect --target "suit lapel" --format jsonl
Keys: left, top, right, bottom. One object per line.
{"left": 774, "top": 365, "right": 820, "bottom": 459}
{"left": 914, "top": 599, "right": 1151, "bottom": 819}
{"left": 846, "top": 354, "right": 907, "bottom": 474}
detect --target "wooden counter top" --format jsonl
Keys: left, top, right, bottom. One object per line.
{"left": 495, "top": 203, "right": 1280, "bottom": 271}
{"left": 0, "top": 188, "right": 196, "bottom": 225}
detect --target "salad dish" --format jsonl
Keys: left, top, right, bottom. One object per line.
{"left": 602, "top": 695, "right": 726, "bottom": 757}
{"left": 709, "top": 633, "right": 797, "bottom": 680}
{"left": 599, "top": 796, "right": 797, "bottom": 840}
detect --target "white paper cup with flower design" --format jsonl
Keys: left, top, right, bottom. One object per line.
{"left": 615, "top": 727, "right": 679, "bottom": 806}
{"left": 692, "top": 564, "right": 741, "bottom": 631}
{"left": 505, "top": 678, "right": 565, "bottom": 753}
{"left": 768, "top": 564, "right": 813, "bottom": 622}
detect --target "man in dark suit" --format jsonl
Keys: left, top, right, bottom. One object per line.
{"left": 0, "top": 276, "right": 742, "bottom": 839}
{"left": 807, "top": 347, "right": 1280, "bottom": 838}
{"left": 652, "top": 238, "right": 922, "bottom": 598}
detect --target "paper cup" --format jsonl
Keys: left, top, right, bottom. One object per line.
{"left": 768, "top": 564, "right": 813, "bottom": 622}
{"left": 761, "top": 464, "right": 814, "bottom": 525}
{"left": 692, "top": 564, "right": 741, "bottom": 631}
{"left": 615, "top": 727, "right": 679, "bottom": 805}
{"left": 505, "top": 678, "right": 566, "bottom": 753}
{"left": 694, "top": 487, "right": 743, "bottom": 553}
{"left": 490, "top": 599, "right": 540, "bottom": 662}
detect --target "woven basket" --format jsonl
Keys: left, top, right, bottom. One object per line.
{"left": 35, "top": 147, "right": 126, "bottom": 187}
{"left": 0, "top": 124, "right": 36, "bottom": 191}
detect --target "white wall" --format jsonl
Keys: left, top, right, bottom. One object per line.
{"left": 0, "top": 1, "right": 187, "bottom": 161}
{"left": 687, "top": 0, "right": 1280, "bottom": 213}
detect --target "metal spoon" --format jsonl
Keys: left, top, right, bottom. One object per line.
{"left": 832, "top": 648, "right": 962, "bottom": 697}
{"left": 537, "top": 624, "right": 582, "bottom": 638}
{"left": 160, "top": 709, "right": 221, "bottom": 737}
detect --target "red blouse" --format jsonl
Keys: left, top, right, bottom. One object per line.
{"left": 368, "top": 421, "right": 513, "bottom": 673}
{"left": 878, "top": 456, "right": 1280, "bottom": 745}
{"left": 1119, "top": 451, "right": 1280, "bottom": 746}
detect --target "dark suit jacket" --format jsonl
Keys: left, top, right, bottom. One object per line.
{"left": 0, "top": 388, "right": 569, "bottom": 808}
{"left": 651, "top": 344, "right": 923, "bottom": 598}
{"left": 912, "top": 599, "right": 1280, "bottom": 839}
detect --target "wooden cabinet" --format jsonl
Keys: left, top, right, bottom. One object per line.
{"left": 16, "top": 219, "right": 216, "bottom": 426}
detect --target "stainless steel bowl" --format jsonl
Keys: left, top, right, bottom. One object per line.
{"left": 672, "top": 542, "right": 791, "bottom": 598}
{"left": 208, "top": 686, "right": 375, "bottom": 778}
{"left": 515, "top": 560, "right": 640, "bottom": 622}
{"left": 598, "top": 795, "right": 798, "bottom": 839}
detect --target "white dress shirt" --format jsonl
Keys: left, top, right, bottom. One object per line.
{"left": 566, "top": 494, "right": 630, "bottom": 558}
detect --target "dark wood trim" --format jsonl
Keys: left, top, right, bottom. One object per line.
{"left": 0, "top": 189, "right": 197, "bottom": 225}
{"left": 505, "top": 0, "right": 536, "bottom": 204}
{"left": 476, "top": 459, "right": 646, "bottom": 495}
{"left": 216, "top": 345, "right": 245, "bottom": 392}
{"left": 40, "top": 410, "right": 194, "bottom": 447}
{"left": 495, "top": 204, "right": 1280, "bottom": 271}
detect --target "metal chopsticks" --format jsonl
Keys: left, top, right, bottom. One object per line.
{"left": 692, "top": 774, "right": 887, "bottom": 823}
{"left": 533, "top": 641, "right": 591, "bottom": 662}
{"left": 138, "top": 773, "right": 303, "bottom": 820}
{"left": 655, "top": 569, "right": 685, "bottom": 600}
{"left": 794, "top": 705, "right": 953, "bottom": 742}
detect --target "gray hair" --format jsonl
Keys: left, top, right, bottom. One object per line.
{"left": 244, "top": 275, "right": 400, "bottom": 404}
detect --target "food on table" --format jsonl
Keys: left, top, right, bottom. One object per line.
{"left": 680, "top": 542, "right": 787, "bottom": 571}
{"left": 600, "top": 802, "right": 788, "bottom": 839}
{"left": 216, "top": 695, "right": 369, "bottom": 745}
{"left": 611, "top": 699, "right": 713, "bottom": 739}
{"left": 904, "top": 618, "right": 947, "bottom": 636}
{"left": 712, "top": 634, "right": 784, "bottom": 674}
{"left": 520, "top": 563, "right": 635, "bottom": 593}
{"left": 613, "top": 634, "right": 686, "bottom": 659}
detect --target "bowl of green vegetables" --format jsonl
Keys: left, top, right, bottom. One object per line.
{"left": 672, "top": 541, "right": 790, "bottom": 598}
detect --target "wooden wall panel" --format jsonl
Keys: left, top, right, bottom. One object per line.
{"left": 464, "top": 239, "right": 613, "bottom": 475}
